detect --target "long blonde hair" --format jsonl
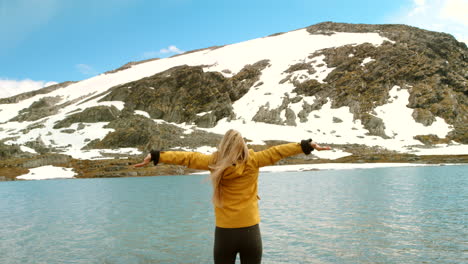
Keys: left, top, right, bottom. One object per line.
{"left": 209, "top": 129, "right": 249, "bottom": 207}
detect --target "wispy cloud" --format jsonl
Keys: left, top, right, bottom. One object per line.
{"left": 0, "top": 78, "right": 57, "bottom": 99}
{"left": 142, "top": 45, "right": 185, "bottom": 59}
{"left": 76, "top": 64, "right": 99, "bottom": 76}
{"left": 160, "top": 45, "right": 184, "bottom": 54}
{"left": 388, "top": 0, "right": 468, "bottom": 44}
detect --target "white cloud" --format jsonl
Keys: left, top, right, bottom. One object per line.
{"left": 440, "top": 0, "right": 468, "bottom": 25}
{"left": 389, "top": 0, "right": 468, "bottom": 44}
{"left": 0, "top": 79, "right": 58, "bottom": 99}
{"left": 160, "top": 45, "right": 184, "bottom": 54}
{"left": 76, "top": 64, "right": 98, "bottom": 76}
{"left": 142, "top": 45, "right": 185, "bottom": 59}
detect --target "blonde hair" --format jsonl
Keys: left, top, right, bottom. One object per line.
{"left": 209, "top": 129, "right": 249, "bottom": 207}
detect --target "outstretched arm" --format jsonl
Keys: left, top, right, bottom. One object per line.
{"left": 311, "top": 142, "right": 332, "bottom": 151}
{"left": 134, "top": 151, "right": 212, "bottom": 170}
{"left": 134, "top": 153, "right": 152, "bottom": 168}
{"left": 253, "top": 139, "right": 332, "bottom": 167}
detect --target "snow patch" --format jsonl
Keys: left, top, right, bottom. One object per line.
{"left": 97, "top": 101, "right": 125, "bottom": 111}
{"left": 180, "top": 146, "right": 217, "bottom": 154}
{"left": 135, "top": 110, "right": 151, "bottom": 118}
{"left": 20, "top": 146, "right": 37, "bottom": 154}
{"left": 313, "top": 149, "right": 352, "bottom": 160}
{"left": 374, "top": 86, "right": 451, "bottom": 142}
{"left": 63, "top": 148, "right": 142, "bottom": 160}
{"left": 196, "top": 111, "right": 212, "bottom": 117}
{"left": 361, "top": 57, "right": 375, "bottom": 66}
{"left": 16, "top": 166, "right": 75, "bottom": 180}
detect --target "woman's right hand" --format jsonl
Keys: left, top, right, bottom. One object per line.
{"left": 134, "top": 153, "right": 152, "bottom": 168}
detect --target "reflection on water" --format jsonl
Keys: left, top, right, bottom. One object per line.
{"left": 0, "top": 165, "right": 466, "bottom": 263}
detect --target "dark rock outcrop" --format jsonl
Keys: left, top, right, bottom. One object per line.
{"left": 360, "top": 114, "right": 388, "bottom": 138}
{"left": 284, "top": 63, "right": 317, "bottom": 75}
{"left": 53, "top": 105, "right": 121, "bottom": 129}
{"left": 10, "top": 93, "right": 93, "bottom": 123}
{"left": 20, "top": 154, "right": 72, "bottom": 168}
{"left": 252, "top": 95, "right": 298, "bottom": 126}
{"left": 83, "top": 115, "right": 223, "bottom": 151}
{"left": 21, "top": 120, "right": 46, "bottom": 134}
{"left": 24, "top": 136, "right": 53, "bottom": 154}
{"left": 412, "top": 108, "right": 436, "bottom": 126}
{"left": 99, "top": 60, "right": 270, "bottom": 128}
{"left": 11, "top": 96, "right": 62, "bottom": 122}
{"left": 0, "top": 142, "right": 24, "bottom": 159}
{"left": 414, "top": 134, "right": 451, "bottom": 145}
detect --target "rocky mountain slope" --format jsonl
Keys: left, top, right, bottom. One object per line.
{"left": 0, "top": 22, "right": 467, "bottom": 180}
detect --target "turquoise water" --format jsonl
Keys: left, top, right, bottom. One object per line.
{"left": 1, "top": 165, "right": 467, "bottom": 264}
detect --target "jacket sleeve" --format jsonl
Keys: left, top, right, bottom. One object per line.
{"left": 157, "top": 151, "right": 212, "bottom": 170}
{"left": 252, "top": 141, "right": 313, "bottom": 167}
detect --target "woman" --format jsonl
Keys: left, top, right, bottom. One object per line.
{"left": 134, "top": 129, "right": 331, "bottom": 264}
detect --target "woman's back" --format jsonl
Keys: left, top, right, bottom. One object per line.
{"left": 215, "top": 149, "right": 261, "bottom": 228}
{"left": 216, "top": 143, "right": 306, "bottom": 228}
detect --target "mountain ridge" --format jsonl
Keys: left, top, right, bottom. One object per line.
{"left": 0, "top": 22, "right": 467, "bottom": 180}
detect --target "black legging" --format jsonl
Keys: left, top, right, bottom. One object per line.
{"left": 214, "top": 224, "right": 262, "bottom": 264}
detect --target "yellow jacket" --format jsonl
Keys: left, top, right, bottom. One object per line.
{"left": 159, "top": 142, "right": 307, "bottom": 228}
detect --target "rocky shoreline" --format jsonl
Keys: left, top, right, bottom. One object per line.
{"left": 1, "top": 144, "right": 467, "bottom": 181}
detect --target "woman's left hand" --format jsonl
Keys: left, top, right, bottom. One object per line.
{"left": 311, "top": 142, "right": 332, "bottom": 151}
{"left": 134, "top": 153, "right": 152, "bottom": 168}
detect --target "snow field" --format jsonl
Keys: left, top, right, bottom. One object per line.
{"left": 0, "top": 28, "right": 466, "bottom": 161}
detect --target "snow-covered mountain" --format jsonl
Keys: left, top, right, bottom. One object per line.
{"left": 1, "top": 22, "right": 467, "bottom": 167}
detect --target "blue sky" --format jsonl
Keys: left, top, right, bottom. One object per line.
{"left": 0, "top": 0, "right": 467, "bottom": 93}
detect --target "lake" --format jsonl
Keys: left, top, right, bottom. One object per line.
{"left": 1, "top": 165, "right": 466, "bottom": 263}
